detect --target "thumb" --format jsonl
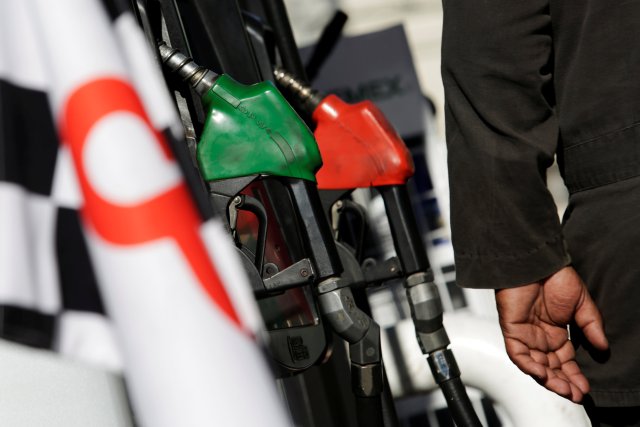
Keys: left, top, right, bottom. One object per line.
{"left": 574, "top": 289, "right": 609, "bottom": 351}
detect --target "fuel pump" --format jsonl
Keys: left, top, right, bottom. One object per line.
{"left": 159, "top": 44, "right": 387, "bottom": 427}
{"left": 274, "top": 68, "right": 482, "bottom": 427}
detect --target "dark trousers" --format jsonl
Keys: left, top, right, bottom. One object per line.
{"left": 564, "top": 176, "right": 640, "bottom": 407}
{"left": 584, "top": 398, "right": 640, "bottom": 426}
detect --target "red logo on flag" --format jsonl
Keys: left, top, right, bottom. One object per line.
{"left": 61, "top": 78, "right": 241, "bottom": 327}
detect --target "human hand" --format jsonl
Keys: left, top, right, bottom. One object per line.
{"left": 495, "top": 266, "right": 608, "bottom": 403}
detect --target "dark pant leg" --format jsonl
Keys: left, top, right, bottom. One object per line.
{"left": 563, "top": 176, "right": 640, "bottom": 407}
{"left": 584, "top": 397, "right": 640, "bottom": 427}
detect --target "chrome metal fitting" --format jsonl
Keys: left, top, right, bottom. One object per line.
{"left": 318, "top": 286, "right": 370, "bottom": 343}
{"left": 406, "top": 270, "right": 435, "bottom": 287}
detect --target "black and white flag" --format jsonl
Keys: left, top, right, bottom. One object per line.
{"left": 0, "top": 0, "right": 290, "bottom": 425}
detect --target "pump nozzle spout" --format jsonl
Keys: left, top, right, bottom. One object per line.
{"left": 158, "top": 42, "right": 218, "bottom": 96}
{"left": 273, "top": 67, "right": 323, "bottom": 113}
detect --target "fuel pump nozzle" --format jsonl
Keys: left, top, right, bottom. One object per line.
{"left": 158, "top": 42, "right": 218, "bottom": 96}
{"left": 273, "top": 67, "right": 323, "bottom": 113}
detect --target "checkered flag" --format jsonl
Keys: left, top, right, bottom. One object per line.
{"left": 0, "top": 0, "right": 290, "bottom": 425}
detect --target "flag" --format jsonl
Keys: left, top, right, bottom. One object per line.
{"left": 0, "top": 0, "right": 120, "bottom": 365}
{"left": 1, "top": 0, "right": 291, "bottom": 425}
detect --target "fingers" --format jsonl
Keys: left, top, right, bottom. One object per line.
{"left": 562, "top": 360, "right": 590, "bottom": 395}
{"left": 544, "top": 359, "right": 590, "bottom": 403}
{"left": 555, "top": 340, "right": 590, "bottom": 396}
{"left": 507, "top": 344, "right": 585, "bottom": 402}
{"left": 495, "top": 268, "right": 602, "bottom": 404}
{"left": 545, "top": 375, "right": 584, "bottom": 403}
{"left": 547, "top": 267, "right": 608, "bottom": 350}
{"left": 575, "top": 289, "right": 609, "bottom": 351}
{"left": 545, "top": 375, "right": 573, "bottom": 399}
{"left": 504, "top": 336, "right": 590, "bottom": 403}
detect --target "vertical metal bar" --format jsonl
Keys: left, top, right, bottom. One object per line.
{"left": 182, "top": 0, "right": 263, "bottom": 83}
{"left": 260, "top": 0, "right": 309, "bottom": 83}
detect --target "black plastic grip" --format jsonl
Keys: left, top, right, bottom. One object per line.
{"left": 378, "top": 185, "right": 430, "bottom": 275}
{"left": 289, "top": 179, "right": 343, "bottom": 279}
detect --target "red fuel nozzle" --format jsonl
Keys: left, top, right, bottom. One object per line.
{"left": 274, "top": 68, "right": 414, "bottom": 190}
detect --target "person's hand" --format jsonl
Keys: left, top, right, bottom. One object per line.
{"left": 495, "top": 266, "right": 608, "bottom": 402}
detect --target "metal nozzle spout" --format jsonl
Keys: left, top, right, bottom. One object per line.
{"left": 273, "top": 67, "right": 323, "bottom": 113}
{"left": 157, "top": 42, "right": 218, "bottom": 96}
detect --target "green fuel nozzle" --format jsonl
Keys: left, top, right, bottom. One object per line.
{"left": 157, "top": 44, "right": 322, "bottom": 183}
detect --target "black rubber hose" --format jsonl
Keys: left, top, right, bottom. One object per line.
{"left": 439, "top": 377, "right": 483, "bottom": 427}
{"left": 305, "top": 10, "right": 348, "bottom": 82}
{"left": 355, "top": 395, "right": 385, "bottom": 427}
{"left": 381, "top": 367, "right": 400, "bottom": 427}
